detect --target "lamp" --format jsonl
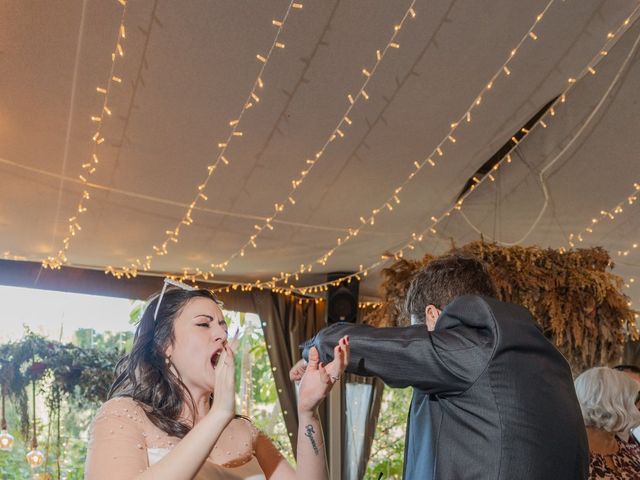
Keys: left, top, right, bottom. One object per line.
{"left": 0, "top": 384, "right": 14, "bottom": 451}
{"left": 25, "top": 380, "right": 43, "bottom": 468}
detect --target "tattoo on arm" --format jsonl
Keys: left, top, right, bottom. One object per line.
{"left": 304, "top": 424, "right": 319, "bottom": 456}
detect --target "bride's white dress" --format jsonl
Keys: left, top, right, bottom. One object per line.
{"left": 148, "top": 448, "right": 266, "bottom": 480}
{"left": 85, "top": 397, "right": 268, "bottom": 480}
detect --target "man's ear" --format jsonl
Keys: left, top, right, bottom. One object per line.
{"left": 424, "top": 304, "right": 441, "bottom": 331}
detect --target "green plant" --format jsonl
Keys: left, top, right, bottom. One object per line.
{"left": 365, "top": 386, "right": 412, "bottom": 479}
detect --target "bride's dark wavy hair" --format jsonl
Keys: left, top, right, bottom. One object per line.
{"left": 108, "top": 286, "right": 220, "bottom": 438}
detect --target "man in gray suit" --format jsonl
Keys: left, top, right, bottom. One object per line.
{"left": 294, "top": 254, "right": 588, "bottom": 479}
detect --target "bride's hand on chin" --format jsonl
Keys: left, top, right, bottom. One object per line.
{"left": 210, "top": 335, "right": 239, "bottom": 423}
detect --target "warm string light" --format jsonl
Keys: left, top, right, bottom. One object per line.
{"left": 186, "top": 0, "right": 553, "bottom": 288}
{"left": 38, "top": 2, "right": 638, "bottom": 299}
{"left": 462, "top": 14, "right": 640, "bottom": 250}
{"left": 212, "top": 280, "right": 327, "bottom": 303}
{"left": 2, "top": 251, "right": 27, "bottom": 261}
{"left": 619, "top": 243, "right": 640, "bottom": 258}
{"left": 107, "top": 0, "right": 303, "bottom": 279}
{"left": 193, "top": 0, "right": 558, "bottom": 292}
{"left": 153, "top": 273, "right": 324, "bottom": 304}
{"left": 373, "top": 9, "right": 640, "bottom": 276}
{"left": 101, "top": 0, "right": 558, "bottom": 293}
{"left": 197, "top": 0, "right": 420, "bottom": 276}
{"left": 208, "top": 260, "right": 381, "bottom": 297}
{"left": 43, "top": 0, "right": 130, "bottom": 270}
{"left": 568, "top": 182, "right": 640, "bottom": 262}
{"left": 239, "top": 325, "right": 253, "bottom": 416}
{"left": 565, "top": 182, "right": 640, "bottom": 249}
{"left": 205, "top": 5, "right": 640, "bottom": 296}
{"left": 358, "top": 301, "right": 383, "bottom": 309}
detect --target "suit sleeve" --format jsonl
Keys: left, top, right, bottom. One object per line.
{"left": 303, "top": 296, "right": 494, "bottom": 395}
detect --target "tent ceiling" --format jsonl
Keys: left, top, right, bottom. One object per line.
{"left": 2, "top": 0, "right": 640, "bottom": 301}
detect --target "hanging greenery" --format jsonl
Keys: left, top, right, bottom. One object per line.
{"left": 0, "top": 332, "right": 118, "bottom": 437}
{"left": 364, "top": 242, "right": 637, "bottom": 372}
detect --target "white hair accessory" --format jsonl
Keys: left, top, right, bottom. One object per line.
{"left": 153, "top": 278, "right": 197, "bottom": 321}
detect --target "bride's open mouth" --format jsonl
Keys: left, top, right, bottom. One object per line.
{"left": 210, "top": 350, "right": 222, "bottom": 369}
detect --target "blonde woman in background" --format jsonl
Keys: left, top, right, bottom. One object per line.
{"left": 575, "top": 366, "right": 640, "bottom": 479}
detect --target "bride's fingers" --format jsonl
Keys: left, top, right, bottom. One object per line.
{"left": 225, "top": 344, "right": 236, "bottom": 365}
{"left": 332, "top": 340, "right": 346, "bottom": 368}
{"left": 339, "top": 338, "right": 350, "bottom": 372}
{"left": 218, "top": 350, "right": 228, "bottom": 368}
{"left": 324, "top": 342, "right": 346, "bottom": 379}
{"left": 341, "top": 348, "right": 350, "bottom": 372}
{"left": 290, "top": 362, "right": 305, "bottom": 381}
{"left": 307, "top": 347, "right": 320, "bottom": 371}
{"left": 217, "top": 345, "right": 235, "bottom": 370}
{"left": 318, "top": 362, "right": 332, "bottom": 385}
{"left": 227, "top": 331, "right": 240, "bottom": 354}
{"left": 333, "top": 344, "right": 343, "bottom": 362}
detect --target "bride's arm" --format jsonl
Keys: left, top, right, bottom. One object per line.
{"left": 292, "top": 341, "right": 347, "bottom": 480}
{"left": 137, "top": 409, "right": 232, "bottom": 480}
{"left": 85, "top": 344, "right": 237, "bottom": 480}
{"left": 255, "top": 338, "right": 349, "bottom": 480}
{"left": 252, "top": 412, "right": 326, "bottom": 480}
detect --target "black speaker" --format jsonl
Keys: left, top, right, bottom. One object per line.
{"left": 326, "top": 272, "right": 359, "bottom": 324}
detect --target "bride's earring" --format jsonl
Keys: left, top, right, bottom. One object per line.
{"left": 165, "top": 356, "right": 171, "bottom": 365}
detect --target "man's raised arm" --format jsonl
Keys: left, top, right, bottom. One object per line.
{"left": 301, "top": 317, "right": 489, "bottom": 395}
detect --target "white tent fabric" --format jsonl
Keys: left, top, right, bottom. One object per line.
{"left": 2, "top": 0, "right": 640, "bottom": 300}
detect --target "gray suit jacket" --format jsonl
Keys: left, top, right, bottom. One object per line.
{"left": 306, "top": 295, "right": 588, "bottom": 479}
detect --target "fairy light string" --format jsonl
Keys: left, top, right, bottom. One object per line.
{"left": 196, "top": 0, "right": 420, "bottom": 276}
{"left": 190, "top": 0, "right": 558, "bottom": 290}
{"left": 180, "top": 0, "right": 555, "bottom": 287}
{"left": 565, "top": 181, "right": 640, "bottom": 297}
{"left": 357, "top": 7, "right": 640, "bottom": 293}
{"left": 205, "top": 5, "right": 640, "bottom": 296}
{"left": 109, "top": 0, "right": 556, "bottom": 288}
{"left": 43, "top": 0, "right": 130, "bottom": 270}
{"left": 38, "top": 2, "right": 640, "bottom": 301}
{"left": 107, "top": 0, "right": 303, "bottom": 279}
{"left": 566, "top": 182, "right": 640, "bottom": 249}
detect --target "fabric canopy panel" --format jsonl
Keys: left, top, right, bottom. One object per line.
{"left": 2, "top": 0, "right": 640, "bottom": 303}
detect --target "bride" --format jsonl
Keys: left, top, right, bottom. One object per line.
{"left": 84, "top": 281, "right": 349, "bottom": 479}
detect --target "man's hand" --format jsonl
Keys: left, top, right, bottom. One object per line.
{"left": 289, "top": 336, "right": 350, "bottom": 383}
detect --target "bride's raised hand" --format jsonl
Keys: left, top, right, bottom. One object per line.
{"left": 211, "top": 333, "right": 239, "bottom": 422}
{"left": 297, "top": 336, "right": 349, "bottom": 413}
{"left": 289, "top": 336, "right": 350, "bottom": 383}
